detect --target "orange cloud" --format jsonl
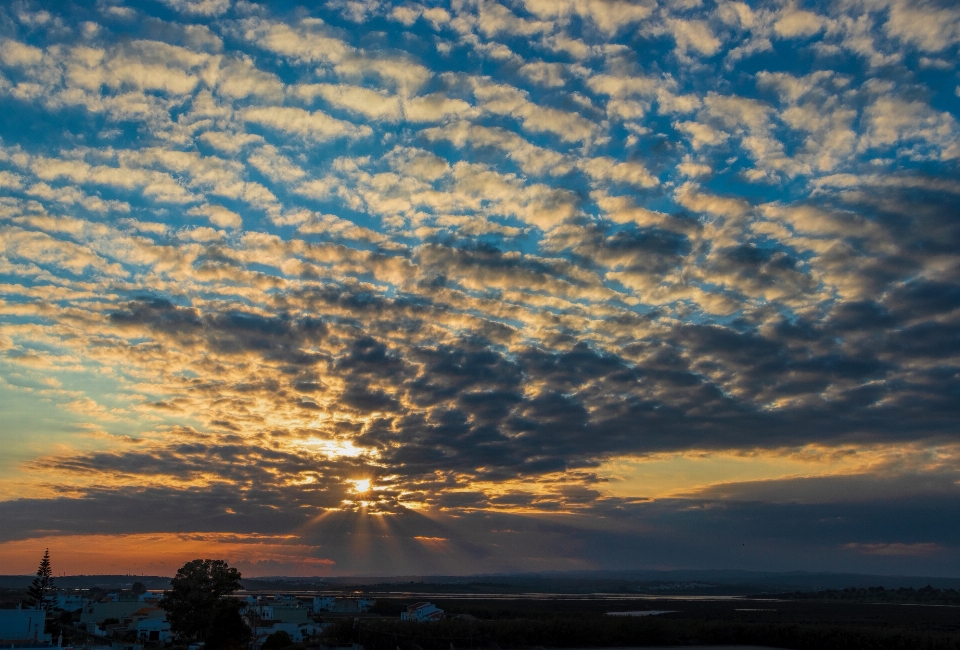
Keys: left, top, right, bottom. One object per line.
{"left": 844, "top": 543, "right": 943, "bottom": 557}
{"left": 0, "top": 533, "right": 334, "bottom": 577}
{"left": 413, "top": 536, "right": 450, "bottom": 552}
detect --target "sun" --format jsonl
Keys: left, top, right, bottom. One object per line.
{"left": 351, "top": 479, "right": 371, "bottom": 494}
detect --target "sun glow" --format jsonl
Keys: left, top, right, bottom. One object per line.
{"left": 305, "top": 438, "right": 368, "bottom": 459}
{"left": 351, "top": 478, "right": 372, "bottom": 493}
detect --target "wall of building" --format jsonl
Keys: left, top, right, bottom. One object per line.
{"left": 0, "top": 609, "right": 52, "bottom": 643}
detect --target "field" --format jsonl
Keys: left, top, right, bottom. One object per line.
{"left": 321, "top": 596, "right": 960, "bottom": 650}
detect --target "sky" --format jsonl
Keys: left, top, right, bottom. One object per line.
{"left": 0, "top": 0, "right": 959, "bottom": 579}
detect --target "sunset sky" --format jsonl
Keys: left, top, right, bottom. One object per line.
{"left": 1, "top": 0, "right": 960, "bottom": 578}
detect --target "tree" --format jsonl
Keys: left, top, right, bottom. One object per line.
{"left": 27, "top": 549, "right": 54, "bottom": 610}
{"left": 130, "top": 582, "right": 147, "bottom": 596}
{"left": 159, "top": 559, "right": 245, "bottom": 646}
{"left": 261, "top": 631, "right": 293, "bottom": 650}
{"left": 204, "top": 602, "right": 250, "bottom": 650}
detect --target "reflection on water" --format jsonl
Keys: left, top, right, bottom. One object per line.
{"left": 240, "top": 590, "right": 756, "bottom": 601}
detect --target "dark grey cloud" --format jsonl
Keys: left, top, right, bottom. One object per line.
{"left": 110, "top": 298, "right": 328, "bottom": 367}
{"left": 2, "top": 0, "right": 960, "bottom": 577}
{"left": 4, "top": 479, "right": 960, "bottom": 576}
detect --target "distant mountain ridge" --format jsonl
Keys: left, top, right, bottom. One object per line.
{"left": 0, "top": 575, "right": 172, "bottom": 589}
{"left": 3, "top": 569, "right": 958, "bottom": 592}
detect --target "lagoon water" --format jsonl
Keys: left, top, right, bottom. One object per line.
{"left": 564, "top": 647, "right": 787, "bottom": 650}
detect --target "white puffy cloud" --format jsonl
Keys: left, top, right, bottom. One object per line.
{"left": 159, "top": 0, "right": 231, "bottom": 16}
{"left": 522, "top": 0, "right": 654, "bottom": 36}
{"left": 242, "top": 106, "right": 373, "bottom": 141}
{"left": 773, "top": 10, "right": 824, "bottom": 39}
{"left": 292, "top": 83, "right": 402, "bottom": 121}
{"left": 235, "top": 17, "right": 431, "bottom": 94}
{"left": 517, "top": 61, "right": 567, "bottom": 88}
{"left": 675, "top": 120, "right": 729, "bottom": 148}
{"left": 0, "top": 39, "right": 44, "bottom": 67}
{"left": 472, "top": 80, "right": 598, "bottom": 143}
{"left": 666, "top": 18, "right": 722, "bottom": 57}
{"left": 860, "top": 97, "right": 959, "bottom": 158}
{"left": 883, "top": 0, "right": 960, "bottom": 52}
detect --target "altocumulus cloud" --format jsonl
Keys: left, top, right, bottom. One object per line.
{"left": 0, "top": 0, "right": 960, "bottom": 576}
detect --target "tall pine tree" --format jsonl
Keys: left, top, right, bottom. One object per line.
{"left": 27, "top": 549, "right": 54, "bottom": 610}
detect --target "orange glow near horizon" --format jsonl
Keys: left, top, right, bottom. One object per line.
{"left": 0, "top": 533, "right": 335, "bottom": 578}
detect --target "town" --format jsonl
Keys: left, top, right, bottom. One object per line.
{"left": 6, "top": 555, "right": 960, "bottom": 650}
{"left": 0, "top": 553, "right": 454, "bottom": 650}
{"left": 0, "top": 584, "right": 446, "bottom": 650}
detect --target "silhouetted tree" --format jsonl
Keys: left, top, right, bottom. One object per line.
{"left": 130, "top": 582, "right": 147, "bottom": 596}
{"left": 27, "top": 549, "right": 54, "bottom": 610}
{"left": 159, "top": 559, "right": 246, "bottom": 647}
{"left": 261, "top": 630, "right": 293, "bottom": 650}
{"left": 205, "top": 601, "right": 251, "bottom": 650}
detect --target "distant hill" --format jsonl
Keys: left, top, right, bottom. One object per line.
{"left": 3, "top": 570, "right": 959, "bottom": 593}
{"left": 0, "top": 575, "right": 171, "bottom": 590}
{"left": 233, "top": 570, "right": 960, "bottom": 594}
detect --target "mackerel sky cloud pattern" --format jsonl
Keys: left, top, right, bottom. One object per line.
{"left": 1, "top": 0, "right": 959, "bottom": 576}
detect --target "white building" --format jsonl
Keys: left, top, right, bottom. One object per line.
{"left": 312, "top": 597, "right": 374, "bottom": 613}
{"left": 242, "top": 600, "right": 273, "bottom": 622}
{"left": 271, "top": 607, "right": 310, "bottom": 624}
{"left": 311, "top": 597, "right": 334, "bottom": 613}
{"left": 56, "top": 594, "right": 87, "bottom": 611}
{"left": 135, "top": 617, "right": 172, "bottom": 643}
{"left": 401, "top": 602, "right": 443, "bottom": 622}
{"left": 111, "top": 642, "right": 143, "bottom": 650}
{"left": 0, "top": 607, "right": 52, "bottom": 644}
{"left": 80, "top": 601, "right": 149, "bottom": 633}
{"left": 253, "top": 621, "right": 324, "bottom": 643}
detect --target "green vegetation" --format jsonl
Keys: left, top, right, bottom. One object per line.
{"left": 340, "top": 597, "right": 960, "bottom": 650}
{"left": 159, "top": 559, "right": 249, "bottom": 650}
{"left": 351, "top": 616, "right": 960, "bottom": 650}
{"left": 0, "top": 588, "right": 29, "bottom": 609}
{"left": 262, "top": 630, "right": 294, "bottom": 650}
{"left": 26, "top": 549, "right": 54, "bottom": 610}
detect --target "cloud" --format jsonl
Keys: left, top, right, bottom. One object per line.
{"left": 1, "top": 0, "right": 960, "bottom": 577}
{"left": 0, "top": 39, "right": 44, "bottom": 66}
{"left": 292, "top": 83, "right": 402, "bottom": 121}
{"left": 422, "top": 121, "right": 569, "bottom": 176}
{"left": 773, "top": 10, "right": 824, "bottom": 39}
{"left": 517, "top": 61, "right": 567, "bottom": 88}
{"left": 477, "top": 2, "right": 551, "bottom": 37}
{"left": 578, "top": 157, "right": 659, "bottom": 189}
{"left": 246, "top": 146, "right": 308, "bottom": 184}
{"left": 159, "top": 0, "right": 231, "bottom": 17}
{"left": 404, "top": 93, "right": 476, "bottom": 122}
{"left": 242, "top": 106, "right": 373, "bottom": 140}
{"left": 675, "top": 182, "right": 748, "bottom": 218}
{"left": 666, "top": 18, "right": 722, "bottom": 57}
{"left": 187, "top": 203, "right": 243, "bottom": 228}
{"left": 472, "top": 80, "right": 598, "bottom": 143}
{"left": 859, "top": 97, "right": 958, "bottom": 158}
{"left": 522, "top": 0, "right": 654, "bottom": 36}
{"left": 883, "top": 1, "right": 960, "bottom": 52}
{"left": 674, "top": 120, "right": 729, "bottom": 148}
{"left": 215, "top": 57, "right": 284, "bottom": 100}
{"left": 235, "top": 17, "right": 431, "bottom": 94}
{"left": 845, "top": 543, "right": 944, "bottom": 557}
